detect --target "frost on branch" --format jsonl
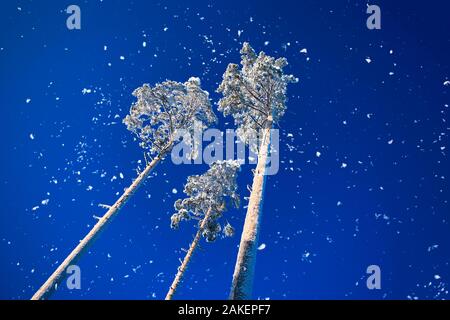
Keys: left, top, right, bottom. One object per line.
{"left": 217, "top": 42, "right": 298, "bottom": 143}
{"left": 223, "top": 222, "right": 235, "bottom": 237}
{"left": 170, "top": 160, "right": 241, "bottom": 242}
{"left": 123, "top": 77, "right": 217, "bottom": 155}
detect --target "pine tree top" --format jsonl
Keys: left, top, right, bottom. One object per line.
{"left": 171, "top": 160, "right": 241, "bottom": 242}
{"left": 124, "top": 77, "right": 217, "bottom": 155}
{"left": 217, "top": 42, "right": 298, "bottom": 143}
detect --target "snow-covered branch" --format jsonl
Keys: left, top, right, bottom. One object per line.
{"left": 217, "top": 42, "right": 298, "bottom": 144}
{"left": 124, "top": 77, "right": 217, "bottom": 155}
{"left": 170, "top": 160, "right": 241, "bottom": 242}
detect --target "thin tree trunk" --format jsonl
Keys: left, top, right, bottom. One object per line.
{"left": 229, "top": 116, "right": 273, "bottom": 300}
{"left": 32, "top": 153, "right": 165, "bottom": 300}
{"left": 165, "top": 207, "right": 213, "bottom": 300}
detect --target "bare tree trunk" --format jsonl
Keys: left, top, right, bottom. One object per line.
{"left": 166, "top": 207, "right": 213, "bottom": 300}
{"left": 31, "top": 154, "right": 164, "bottom": 300}
{"left": 229, "top": 117, "right": 273, "bottom": 300}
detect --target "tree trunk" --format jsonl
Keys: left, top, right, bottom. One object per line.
{"left": 31, "top": 154, "right": 164, "bottom": 300}
{"left": 229, "top": 117, "right": 273, "bottom": 300}
{"left": 166, "top": 207, "right": 213, "bottom": 300}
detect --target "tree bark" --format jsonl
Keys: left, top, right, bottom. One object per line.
{"left": 165, "top": 207, "right": 213, "bottom": 300}
{"left": 229, "top": 117, "right": 273, "bottom": 300}
{"left": 31, "top": 154, "right": 164, "bottom": 300}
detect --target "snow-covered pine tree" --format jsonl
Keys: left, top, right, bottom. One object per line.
{"left": 217, "top": 43, "right": 298, "bottom": 299}
{"left": 166, "top": 160, "right": 240, "bottom": 300}
{"left": 32, "top": 77, "right": 216, "bottom": 300}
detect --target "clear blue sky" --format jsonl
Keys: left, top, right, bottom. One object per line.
{"left": 0, "top": 0, "right": 449, "bottom": 299}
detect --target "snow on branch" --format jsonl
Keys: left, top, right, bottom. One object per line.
{"left": 123, "top": 77, "right": 217, "bottom": 155}
{"left": 170, "top": 160, "right": 241, "bottom": 242}
{"left": 217, "top": 42, "right": 298, "bottom": 143}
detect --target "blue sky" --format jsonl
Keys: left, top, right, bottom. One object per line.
{"left": 0, "top": 0, "right": 449, "bottom": 299}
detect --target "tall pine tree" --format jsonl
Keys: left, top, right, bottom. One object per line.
{"left": 166, "top": 160, "right": 240, "bottom": 299}
{"left": 217, "top": 43, "right": 297, "bottom": 299}
{"left": 32, "top": 78, "right": 216, "bottom": 300}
